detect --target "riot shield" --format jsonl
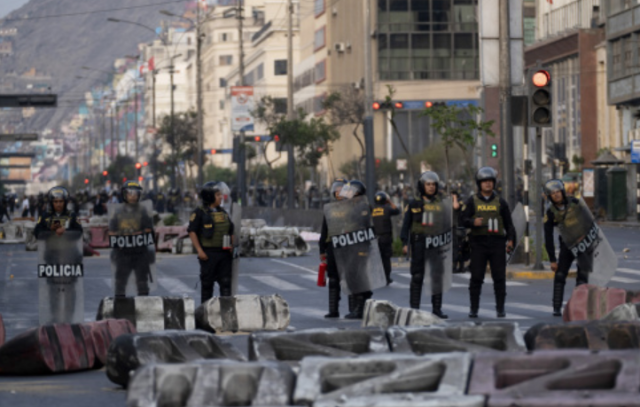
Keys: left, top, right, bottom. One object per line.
{"left": 38, "top": 230, "right": 84, "bottom": 325}
{"left": 230, "top": 201, "right": 242, "bottom": 295}
{"left": 556, "top": 199, "right": 617, "bottom": 286}
{"left": 422, "top": 198, "right": 453, "bottom": 296}
{"left": 507, "top": 202, "right": 527, "bottom": 264}
{"left": 323, "top": 195, "right": 386, "bottom": 295}
{"left": 108, "top": 200, "right": 157, "bottom": 296}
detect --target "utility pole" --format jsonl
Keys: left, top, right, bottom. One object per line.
{"left": 134, "top": 82, "right": 138, "bottom": 158}
{"left": 286, "top": 0, "right": 295, "bottom": 210}
{"left": 534, "top": 127, "right": 543, "bottom": 269}
{"left": 152, "top": 71, "right": 158, "bottom": 193}
{"left": 363, "top": 0, "right": 376, "bottom": 202}
{"left": 236, "top": 1, "right": 247, "bottom": 207}
{"left": 115, "top": 104, "right": 120, "bottom": 158}
{"left": 110, "top": 103, "right": 115, "bottom": 162}
{"left": 170, "top": 64, "right": 176, "bottom": 189}
{"left": 100, "top": 109, "right": 106, "bottom": 172}
{"left": 124, "top": 100, "right": 129, "bottom": 157}
{"left": 499, "top": 0, "right": 515, "bottom": 207}
{"left": 196, "top": 4, "right": 205, "bottom": 187}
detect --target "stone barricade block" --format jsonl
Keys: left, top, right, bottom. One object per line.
{"left": 293, "top": 353, "right": 472, "bottom": 406}
{"left": 601, "top": 303, "right": 640, "bottom": 322}
{"left": 388, "top": 322, "right": 526, "bottom": 355}
{"left": 249, "top": 328, "right": 390, "bottom": 362}
{"left": 107, "top": 330, "right": 246, "bottom": 387}
{"left": 127, "top": 360, "right": 295, "bottom": 407}
{"left": 362, "top": 300, "right": 400, "bottom": 329}
{"left": 393, "top": 308, "right": 445, "bottom": 327}
{"left": 155, "top": 226, "right": 188, "bottom": 252}
{"left": 97, "top": 297, "right": 195, "bottom": 332}
{"left": 0, "top": 323, "right": 95, "bottom": 375}
{"left": 0, "top": 221, "right": 29, "bottom": 243}
{"left": 196, "top": 294, "right": 289, "bottom": 333}
{"left": 563, "top": 284, "right": 640, "bottom": 322}
{"left": 83, "top": 319, "right": 136, "bottom": 368}
{"left": 524, "top": 321, "right": 640, "bottom": 351}
{"left": 89, "top": 225, "right": 110, "bottom": 248}
{"left": 467, "top": 350, "right": 640, "bottom": 407}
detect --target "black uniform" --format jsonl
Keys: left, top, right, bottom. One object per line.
{"left": 155, "top": 193, "right": 166, "bottom": 213}
{"left": 188, "top": 205, "right": 234, "bottom": 303}
{"left": 544, "top": 197, "right": 589, "bottom": 313}
{"left": 319, "top": 217, "right": 343, "bottom": 315}
{"left": 109, "top": 204, "right": 155, "bottom": 297}
{"left": 34, "top": 210, "right": 83, "bottom": 240}
{"left": 461, "top": 192, "right": 515, "bottom": 315}
{"left": 372, "top": 203, "right": 400, "bottom": 284}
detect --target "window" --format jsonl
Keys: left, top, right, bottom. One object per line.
{"left": 219, "top": 55, "right": 233, "bottom": 66}
{"left": 274, "top": 59, "right": 287, "bottom": 76}
{"left": 219, "top": 78, "right": 227, "bottom": 88}
{"left": 219, "top": 32, "right": 231, "bottom": 42}
{"left": 612, "top": 39, "right": 622, "bottom": 78}
{"left": 256, "top": 63, "right": 264, "bottom": 80}
{"left": 243, "top": 71, "right": 254, "bottom": 85}
{"left": 274, "top": 98, "right": 287, "bottom": 114}
{"left": 315, "top": 60, "right": 326, "bottom": 83}
{"left": 314, "top": 27, "right": 326, "bottom": 51}
{"left": 315, "top": 0, "right": 325, "bottom": 17}
{"left": 219, "top": 100, "right": 225, "bottom": 110}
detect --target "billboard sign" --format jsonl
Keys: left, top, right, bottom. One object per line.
{"left": 231, "top": 86, "right": 255, "bottom": 132}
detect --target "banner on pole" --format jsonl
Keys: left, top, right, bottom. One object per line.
{"left": 231, "top": 86, "right": 255, "bottom": 132}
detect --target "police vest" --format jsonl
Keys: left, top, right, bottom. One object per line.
{"left": 199, "top": 207, "right": 231, "bottom": 248}
{"left": 42, "top": 212, "right": 73, "bottom": 229}
{"left": 117, "top": 210, "right": 142, "bottom": 234}
{"left": 372, "top": 205, "right": 392, "bottom": 235}
{"left": 157, "top": 194, "right": 164, "bottom": 201}
{"left": 410, "top": 198, "right": 445, "bottom": 236}
{"left": 470, "top": 195, "right": 504, "bottom": 236}
{"left": 548, "top": 199, "right": 578, "bottom": 227}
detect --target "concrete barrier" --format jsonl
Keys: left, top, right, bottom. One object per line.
{"left": 293, "top": 353, "right": 472, "bottom": 406}
{"left": 88, "top": 225, "right": 110, "bottom": 248}
{"left": 393, "top": 308, "right": 445, "bottom": 327}
{"left": 468, "top": 350, "right": 640, "bottom": 406}
{"left": 97, "top": 297, "right": 195, "bottom": 332}
{"left": 0, "top": 221, "right": 32, "bottom": 244}
{"left": 524, "top": 321, "right": 640, "bottom": 351}
{"left": 155, "top": 226, "right": 188, "bottom": 252}
{"left": 83, "top": 319, "right": 136, "bottom": 368}
{"left": 563, "top": 284, "right": 640, "bottom": 322}
{"left": 362, "top": 300, "right": 400, "bottom": 329}
{"left": 601, "top": 303, "right": 640, "bottom": 322}
{"left": 107, "top": 330, "right": 246, "bottom": 387}
{"left": 388, "top": 322, "right": 526, "bottom": 355}
{"left": 0, "top": 323, "right": 95, "bottom": 375}
{"left": 195, "top": 294, "right": 289, "bottom": 333}
{"left": 127, "top": 360, "right": 295, "bottom": 407}
{"left": 249, "top": 328, "right": 390, "bottom": 362}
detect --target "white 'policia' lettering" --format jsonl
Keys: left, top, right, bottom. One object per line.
{"left": 571, "top": 224, "right": 599, "bottom": 257}
{"left": 425, "top": 231, "right": 452, "bottom": 249}
{"left": 331, "top": 227, "right": 376, "bottom": 248}
{"left": 38, "top": 264, "right": 84, "bottom": 278}
{"left": 109, "top": 232, "right": 155, "bottom": 249}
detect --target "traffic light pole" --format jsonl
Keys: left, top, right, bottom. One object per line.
{"left": 236, "top": 2, "right": 247, "bottom": 207}
{"left": 363, "top": 0, "right": 376, "bottom": 202}
{"left": 534, "top": 126, "right": 544, "bottom": 270}
{"left": 499, "top": 0, "right": 515, "bottom": 208}
{"left": 286, "top": 0, "right": 295, "bottom": 210}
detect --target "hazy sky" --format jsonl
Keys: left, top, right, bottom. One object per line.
{"left": 0, "top": 0, "right": 30, "bottom": 19}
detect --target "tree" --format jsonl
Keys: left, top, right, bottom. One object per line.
{"left": 156, "top": 110, "right": 199, "bottom": 186}
{"left": 382, "top": 85, "right": 418, "bottom": 189}
{"left": 422, "top": 103, "right": 495, "bottom": 186}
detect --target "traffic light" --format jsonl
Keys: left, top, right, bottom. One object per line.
{"left": 143, "top": 161, "right": 148, "bottom": 167}
{"left": 272, "top": 134, "right": 284, "bottom": 152}
{"left": 244, "top": 135, "right": 272, "bottom": 142}
{"left": 210, "top": 149, "right": 217, "bottom": 154}
{"left": 84, "top": 178, "right": 89, "bottom": 184}
{"left": 372, "top": 100, "right": 394, "bottom": 110}
{"left": 102, "top": 170, "right": 108, "bottom": 176}
{"left": 528, "top": 68, "right": 552, "bottom": 127}
{"left": 135, "top": 162, "right": 142, "bottom": 170}
{"left": 138, "top": 176, "right": 144, "bottom": 182}
{"left": 491, "top": 143, "right": 498, "bottom": 158}
{"left": 424, "top": 101, "right": 446, "bottom": 109}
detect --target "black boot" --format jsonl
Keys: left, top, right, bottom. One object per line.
{"left": 431, "top": 293, "right": 448, "bottom": 319}
{"left": 495, "top": 290, "right": 506, "bottom": 318}
{"left": 324, "top": 279, "right": 340, "bottom": 318}
{"left": 469, "top": 287, "right": 480, "bottom": 318}
{"left": 345, "top": 293, "right": 365, "bottom": 319}
{"left": 552, "top": 281, "right": 564, "bottom": 317}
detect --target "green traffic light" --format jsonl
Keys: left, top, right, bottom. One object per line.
{"left": 491, "top": 144, "right": 498, "bottom": 157}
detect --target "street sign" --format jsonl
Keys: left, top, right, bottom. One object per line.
{"left": 631, "top": 140, "right": 640, "bottom": 164}
{"left": 230, "top": 86, "right": 255, "bottom": 132}
{"left": 583, "top": 168, "right": 594, "bottom": 198}
{"left": 0, "top": 134, "right": 38, "bottom": 142}
{"left": 396, "top": 159, "right": 407, "bottom": 171}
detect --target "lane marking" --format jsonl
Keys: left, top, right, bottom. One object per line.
{"left": 270, "top": 259, "right": 316, "bottom": 274}
{"left": 290, "top": 307, "right": 328, "bottom": 318}
{"left": 617, "top": 268, "right": 640, "bottom": 277}
{"left": 251, "top": 275, "right": 305, "bottom": 291}
{"left": 611, "top": 276, "right": 639, "bottom": 284}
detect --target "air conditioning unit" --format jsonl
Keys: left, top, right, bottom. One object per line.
{"left": 334, "top": 42, "right": 346, "bottom": 53}
{"left": 352, "top": 81, "right": 361, "bottom": 90}
{"left": 332, "top": 7, "right": 338, "bottom": 16}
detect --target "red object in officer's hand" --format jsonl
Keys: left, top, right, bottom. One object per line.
{"left": 317, "top": 262, "right": 327, "bottom": 287}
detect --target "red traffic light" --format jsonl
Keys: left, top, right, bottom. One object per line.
{"left": 273, "top": 135, "right": 280, "bottom": 142}
{"left": 138, "top": 176, "right": 143, "bottom": 182}
{"left": 254, "top": 136, "right": 261, "bottom": 142}
{"left": 135, "top": 162, "right": 142, "bottom": 169}
{"left": 425, "top": 101, "right": 433, "bottom": 108}
{"left": 372, "top": 102, "right": 380, "bottom": 110}
{"left": 143, "top": 161, "right": 148, "bottom": 166}
{"left": 102, "top": 170, "right": 108, "bottom": 176}
{"left": 532, "top": 70, "right": 550, "bottom": 87}
{"left": 84, "top": 178, "right": 89, "bottom": 184}
{"left": 394, "top": 102, "right": 403, "bottom": 109}
{"left": 210, "top": 149, "right": 217, "bottom": 154}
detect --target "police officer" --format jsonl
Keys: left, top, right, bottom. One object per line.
{"left": 319, "top": 178, "right": 348, "bottom": 318}
{"left": 372, "top": 191, "right": 400, "bottom": 285}
{"left": 400, "top": 171, "right": 449, "bottom": 318}
{"left": 461, "top": 167, "right": 515, "bottom": 318}
{"left": 543, "top": 179, "right": 589, "bottom": 316}
{"left": 109, "top": 181, "right": 155, "bottom": 297}
{"left": 188, "top": 181, "right": 235, "bottom": 304}
{"left": 34, "top": 186, "right": 82, "bottom": 239}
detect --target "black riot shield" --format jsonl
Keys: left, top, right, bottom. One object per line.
{"left": 507, "top": 202, "right": 527, "bottom": 264}
{"left": 323, "top": 195, "right": 386, "bottom": 294}
{"left": 38, "top": 230, "right": 84, "bottom": 325}
{"left": 556, "top": 199, "right": 617, "bottom": 286}
{"left": 108, "top": 200, "right": 157, "bottom": 296}
{"left": 422, "top": 198, "right": 453, "bottom": 296}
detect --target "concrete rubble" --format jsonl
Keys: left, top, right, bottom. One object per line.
{"left": 195, "top": 294, "right": 290, "bottom": 333}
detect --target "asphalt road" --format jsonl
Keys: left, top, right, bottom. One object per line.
{"left": 1, "top": 224, "right": 640, "bottom": 406}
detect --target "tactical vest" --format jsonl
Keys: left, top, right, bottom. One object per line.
{"left": 410, "top": 199, "right": 445, "bottom": 236}
{"left": 199, "top": 207, "right": 230, "bottom": 248}
{"left": 548, "top": 199, "right": 577, "bottom": 226}
{"left": 43, "top": 212, "right": 73, "bottom": 229}
{"left": 117, "top": 209, "right": 142, "bottom": 234}
{"left": 372, "top": 205, "right": 392, "bottom": 235}
{"left": 470, "top": 195, "right": 504, "bottom": 236}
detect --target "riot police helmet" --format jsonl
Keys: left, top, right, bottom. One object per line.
{"left": 47, "top": 186, "right": 69, "bottom": 212}
{"left": 200, "top": 181, "right": 230, "bottom": 206}
{"left": 417, "top": 171, "right": 440, "bottom": 197}
{"left": 544, "top": 179, "right": 567, "bottom": 204}
{"left": 339, "top": 180, "right": 366, "bottom": 199}
{"left": 121, "top": 180, "right": 143, "bottom": 204}
{"left": 329, "top": 178, "right": 348, "bottom": 200}
{"left": 374, "top": 191, "right": 389, "bottom": 205}
{"left": 475, "top": 167, "right": 498, "bottom": 190}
